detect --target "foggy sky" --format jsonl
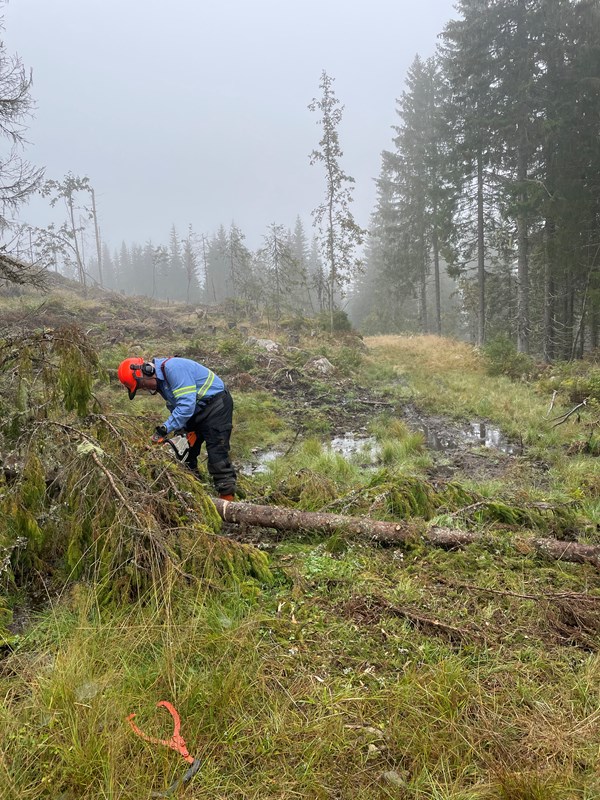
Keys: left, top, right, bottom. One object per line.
{"left": 5, "top": 0, "right": 457, "bottom": 252}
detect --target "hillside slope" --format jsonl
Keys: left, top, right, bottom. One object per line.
{"left": 1, "top": 288, "right": 599, "bottom": 799}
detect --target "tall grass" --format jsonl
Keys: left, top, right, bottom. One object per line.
{"left": 2, "top": 538, "right": 600, "bottom": 799}
{"left": 3, "top": 325, "right": 600, "bottom": 798}
{"left": 364, "top": 335, "right": 600, "bottom": 523}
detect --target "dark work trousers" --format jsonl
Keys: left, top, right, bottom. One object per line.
{"left": 184, "top": 389, "right": 236, "bottom": 496}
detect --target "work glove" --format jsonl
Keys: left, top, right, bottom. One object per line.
{"left": 151, "top": 424, "right": 169, "bottom": 444}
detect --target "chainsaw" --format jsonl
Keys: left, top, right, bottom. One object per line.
{"left": 163, "top": 431, "right": 197, "bottom": 463}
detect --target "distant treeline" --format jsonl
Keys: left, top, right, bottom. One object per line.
{"left": 87, "top": 220, "right": 331, "bottom": 321}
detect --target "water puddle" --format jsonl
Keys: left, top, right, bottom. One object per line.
{"left": 409, "top": 415, "right": 520, "bottom": 455}
{"left": 329, "top": 432, "right": 379, "bottom": 461}
{"left": 241, "top": 415, "right": 519, "bottom": 476}
{"left": 244, "top": 448, "right": 285, "bottom": 474}
{"left": 242, "top": 433, "right": 379, "bottom": 474}
{"left": 462, "top": 422, "right": 520, "bottom": 454}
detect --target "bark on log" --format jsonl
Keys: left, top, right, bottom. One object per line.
{"left": 214, "top": 499, "right": 600, "bottom": 569}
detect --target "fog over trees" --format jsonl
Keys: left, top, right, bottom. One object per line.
{"left": 4, "top": 0, "right": 600, "bottom": 358}
{"left": 354, "top": 0, "right": 600, "bottom": 360}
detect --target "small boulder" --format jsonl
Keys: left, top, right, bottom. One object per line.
{"left": 304, "top": 356, "right": 336, "bottom": 375}
{"left": 381, "top": 770, "right": 408, "bottom": 787}
{"left": 246, "top": 337, "right": 282, "bottom": 354}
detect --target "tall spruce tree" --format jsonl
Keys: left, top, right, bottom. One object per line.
{"left": 288, "top": 216, "right": 312, "bottom": 313}
{"left": 441, "top": 0, "right": 510, "bottom": 346}
{"left": 309, "top": 70, "right": 364, "bottom": 331}
{"left": 258, "top": 223, "right": 299, "bottom": 324}
{"left": 225, "top": 223, "right": 253, "bottom": 313}
{"left": 203, "top": 227, "right": 227, "bottom": 304}
{"left": 182, "top": 225, "right": 201, "bottom": 305}
{"left": 368, "top": 56, "right": 456, "bottom": 335}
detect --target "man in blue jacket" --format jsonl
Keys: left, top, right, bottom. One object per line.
{"left": 118, "top": 356, "right": 236, "bottom": 500}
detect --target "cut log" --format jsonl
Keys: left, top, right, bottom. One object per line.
{"left": 213, "top": 499, "right": 600, "bottom": 569}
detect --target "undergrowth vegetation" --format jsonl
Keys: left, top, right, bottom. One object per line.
{"left": 1, "top": 289, "right": 600, "bottom": 798}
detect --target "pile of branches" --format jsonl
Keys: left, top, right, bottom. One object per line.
{"left": 0, "top": 327, "right": 270, "bottom": 640}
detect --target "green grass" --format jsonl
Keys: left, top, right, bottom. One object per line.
{"left": 2, "top": 541, "right": 600, "bottom": 799}
{"left": 364, "top": 335, "right": 600, "bottom": 524}
{"left": 4, "top": 302, "right": 600, "bottom": 798}
{"left": 231, "top": 391, "right": 291, "bottom": 459}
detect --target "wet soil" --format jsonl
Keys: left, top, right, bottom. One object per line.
{"left": 240, "top": 350, "right": 529, "bottom": 483}
{"left": 4, "top": 282, "right": 530, "bottom": 485}
{"left": 400, "top": 403, "right": 530, "bottom": 483}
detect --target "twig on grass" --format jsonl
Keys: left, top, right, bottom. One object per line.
{"left": 550, "top": 400, "right": 587, "bottom": 427}
{"left": 545, "top": 390, "right": 558, "bottom": 418}
{"left": 437, "top": 578, "right": 600, "bottom": 603}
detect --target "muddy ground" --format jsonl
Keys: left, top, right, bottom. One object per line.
{"left": 2, "top": 279, "right": 533, "bottom": 485}
{"left": 234, "top": 350, "right": 530, "bottom": 485}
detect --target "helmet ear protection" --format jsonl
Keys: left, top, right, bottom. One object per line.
{"left": 118, "top": 357, "right": 158, "bottom": 400}
{"left": 130, "top": 361, "right": 155, "bottom": 378}
{"left": 140, "top": 361, "right": 156, "bottom": 377}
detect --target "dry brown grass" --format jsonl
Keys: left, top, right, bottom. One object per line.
{"left": 366, "top": 334, "right": 484, "bottom": 374}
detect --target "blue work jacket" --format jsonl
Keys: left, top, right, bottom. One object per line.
{"left": 154, "top": 356, "right": 225, "bottom": 433}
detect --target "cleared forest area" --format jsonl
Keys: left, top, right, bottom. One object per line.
{"left": 1, "top": 283, "right": 600, "bottom": 799}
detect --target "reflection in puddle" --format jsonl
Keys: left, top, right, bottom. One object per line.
{"left": 242, "top": 418, "right": 518, "bottom": 475}
{"left": 242, "top": 433, "right": 379, "bottom": 474}
{"left": 329, "top": 433, "right": 379, "bottom": 461}
{"left": 244, "top": 448, "right": 285, "bottom": 474}
{"left": 416, "top": 420, "right": 519, "bottom": 454}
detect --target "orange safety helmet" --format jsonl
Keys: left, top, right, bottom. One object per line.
{"left": 117, "top": 357, "right": 145, "bottom": 400}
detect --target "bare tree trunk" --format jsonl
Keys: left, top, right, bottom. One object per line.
{"left": 543, "top": 221, "right": 555, "bottom": 362}
{"left": 516, "top": 147, "right": 529, "bottom": 354}
{"left": 419, "top": 235, "right": 428, "bottom": 334}
{"left": 67, "top": 194, "right": 86, "bottom": 292}
{"left": 477, "top": 149, "right": 485, "bottom": 346}
{"left": 90, "top": 186, "right": 103, "bottom": 288}
{"left": 570, "top": 262, "right": 595, "bottom": 361}
{"left": 213, "top": 499, "right": 600, "bottom": 569}
{"left": 516, "top": 0, "right": 529, "bottom": 354}
{"left": 432, "top": 221, "right": 442, "bottom": 336}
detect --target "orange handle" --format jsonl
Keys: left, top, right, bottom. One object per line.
{"left": 127, "top": 701, "right": 194, "bottom": 764}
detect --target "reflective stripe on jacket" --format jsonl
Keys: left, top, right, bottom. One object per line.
{"left": 153, "top": 356, "right": 225, "bottom": 432}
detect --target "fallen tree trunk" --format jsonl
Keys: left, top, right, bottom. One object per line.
{"left": 214, "top": 499, "right": 600, "bottom": 569}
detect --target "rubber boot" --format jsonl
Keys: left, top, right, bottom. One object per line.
{"left": 219, "top": 494, "right": 234, "bottom": 502}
